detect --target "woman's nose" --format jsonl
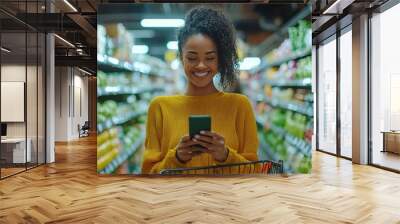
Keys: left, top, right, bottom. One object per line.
{"left": 196, "top": 60, "right": 207, "bottom": 69}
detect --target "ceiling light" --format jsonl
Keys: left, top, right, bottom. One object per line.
{"left": 1, "top": 47, "right": 11, "bottom": 53}
{"left": 132, "top": 45, "right": 149, "bottom": 54}
{"left": 239, "top": 57, "right": 261, "bottom": 70}
{"left": 54, "top": 34, "right": 75, "bottom": 48}
{"left": 167, "top": 41, "right": 178, "bottom": 50}
{"left": 140, "top": 19, "right": 184, "bottom": 28}
{"left": 63, "top": 0, "right": 78, "bottom": 12}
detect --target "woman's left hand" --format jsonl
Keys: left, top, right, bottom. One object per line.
{"left": 193, "top": 131, "right": 228, "bottom": 162}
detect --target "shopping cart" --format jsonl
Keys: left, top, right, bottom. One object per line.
{"left": 160, "top": 159, "right": 284, "bottom": 175}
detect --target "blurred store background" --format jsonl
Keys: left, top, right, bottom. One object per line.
{"left": 96, "top": 3, "right": 313, "bottom": 174}
{"left": 2, "top": 0, "right": 398, "bottom": 180}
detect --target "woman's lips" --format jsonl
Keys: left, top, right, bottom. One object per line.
{"left": 193, "top": 71, "right": 209, "bottom": 77}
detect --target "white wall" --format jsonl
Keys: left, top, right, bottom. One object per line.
{"left": 1, "top": 65, "right": 35, "bottom": 138}
{"left": 55, "top": 67, "right": 69, "bottom": 141}
{"left": 1, "top": 64, "right": 45, "bottom": 163}
{"left": 1, "top": 65, "right": 26, "bottom": 141}
{"left": 72, "top": 73, "right": 89, "bottom": 138}
{"left": 54, "top": 67, "right": 89, "bottom": 141}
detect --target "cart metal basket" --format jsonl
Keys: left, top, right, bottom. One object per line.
{"left": 160, "top": 159, "right": 284, "bottom": 175}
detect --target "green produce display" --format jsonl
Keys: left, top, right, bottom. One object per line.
{"left": 245, "top": 20, "right": 313, "bottom": 174}
{"left": 288, "top": 20, "right": 311, "bottom": 53}
{"left": 295, "top": 56, "right": 312, "bottom": 79}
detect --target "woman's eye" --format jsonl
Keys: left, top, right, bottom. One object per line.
{"left": 206, "top": 58, "right": 215, "bottom": 61}
{"left": 187, "top": 58, "right": 197, "bottom": 61}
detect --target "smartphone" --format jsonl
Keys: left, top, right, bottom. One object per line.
{"left": 189, "top": 115, "right": 211, "bottom": 151}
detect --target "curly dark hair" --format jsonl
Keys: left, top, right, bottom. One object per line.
{"left": 177, "top": 7, "right": 239, "bottom": 90}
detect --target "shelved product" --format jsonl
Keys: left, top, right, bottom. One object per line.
{"left": 252, "top": 20, "right": 311, "bottom": 75}
{"left": 254, "top": 49, "right": 311, "bottom": 74}
{"left": 97, "top": 128, "right": 121, "bottom": 172}
{"left": 257, "top": 125, "right": 312, "bottom": 173}
{"left": 99, "top": 130, "right": 145, "bottom": 174}
{"left": 264, "top": 96, "right": 313, "bottom": 117}
{"left": 244, "top": 19, "right": 313, "bottom": 173}
{"left": 97, "top": 23, "right": 177, "bottom": 174}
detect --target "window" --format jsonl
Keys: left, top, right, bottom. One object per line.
{"left": 317, "top": 36, "right": 337, "bottom": 154}
{"left": 339, "top": 28, "right": 352, "bottom": 158}
{"left": 370, "top": 3, "right": 400, "bottom": 171}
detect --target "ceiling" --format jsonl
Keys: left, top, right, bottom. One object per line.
{"left": 1, "top": 0, "right": 310, "bottom": 74}
{"left": 311, "top": 0, "right": 390, "bottom": 44}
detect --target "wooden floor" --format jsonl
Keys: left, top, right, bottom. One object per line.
{"left": 1, "top": 167, "right": 26, "bottom": 178}
{"left": 373, "top": 150, "right": 400, "bottom": 171}
{"left": 0, "top": 136, "right": 400, "bottom": 223}
{"left": 1, "top": 164, "right": 44, "bottom": 178}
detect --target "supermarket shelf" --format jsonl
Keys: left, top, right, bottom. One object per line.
{"left": 98, "top": 86, "right": 164, "bottom": 97}
{"left": 258, "top": 132, "right": 279, "bottom": 163}
{"left": 264, "top": 96, "right": 313, "bottom": 117}
{"left": 256, "top": 114, "right": 312, "bottom": 155}
{"left": 252, "top": 48, "right": 311, "bottom": 73}
{"left": 269, "top": 123, "right": 286, "bottom": 138}
{"left": 97, "top": 110, "right": 147, "bottom": 133}
{"left": 99, "top": 133, "right": 145, "bottom": 174}
{"left": 260, "top": 129, "right": 311, "bottom": 173}
{"left": 97, "top": 54, "right": 133, "bottom": 73}
{"left": 258, "top": 133, "right": 293, "bottom": 173}
{"left": 268, "top": 123, "right": 312, "bottom": 155}
{"left": 285, "top": 134, "right": 312, "bottom": 155}
{"left": 264, "top": 78, "right": 312, "bottom": 89}
{"left": 97, "top": 54, "right": 165, "bottom": 77}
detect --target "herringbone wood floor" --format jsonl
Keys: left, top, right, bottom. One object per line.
{"left": 1, "top": 135, "right": 400, "bottom": 224}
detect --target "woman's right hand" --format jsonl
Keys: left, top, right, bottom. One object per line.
{"left": 176, "top": 135, "right": 202, "bottom": 163}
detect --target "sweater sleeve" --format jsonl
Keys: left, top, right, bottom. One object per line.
{"left": 141, "top": 98, "right": 186, "bottom": 174}
{"left": 216, "top": 95, "right": 259, "bottom": 165}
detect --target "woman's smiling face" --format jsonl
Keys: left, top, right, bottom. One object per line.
{"left": 181, "top": 34, "right": 219, "bottom": 89}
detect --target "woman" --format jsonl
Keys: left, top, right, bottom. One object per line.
{"left": 141, "top": 7, "right": 259, "bottom": 174}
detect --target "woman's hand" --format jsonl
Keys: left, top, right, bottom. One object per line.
{"left": 176, "top": 135, "right": 203, "bottom": 163}
{"left": 193, "top": 131, "right": 228, "bottom": 162}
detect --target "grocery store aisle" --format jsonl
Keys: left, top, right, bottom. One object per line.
{"left": 1, "top": 136, "right": 399, "bottom": 223}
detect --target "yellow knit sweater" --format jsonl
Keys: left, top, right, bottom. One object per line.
{"left": 141, "top": 91, "right": 259, "bottom": 174}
